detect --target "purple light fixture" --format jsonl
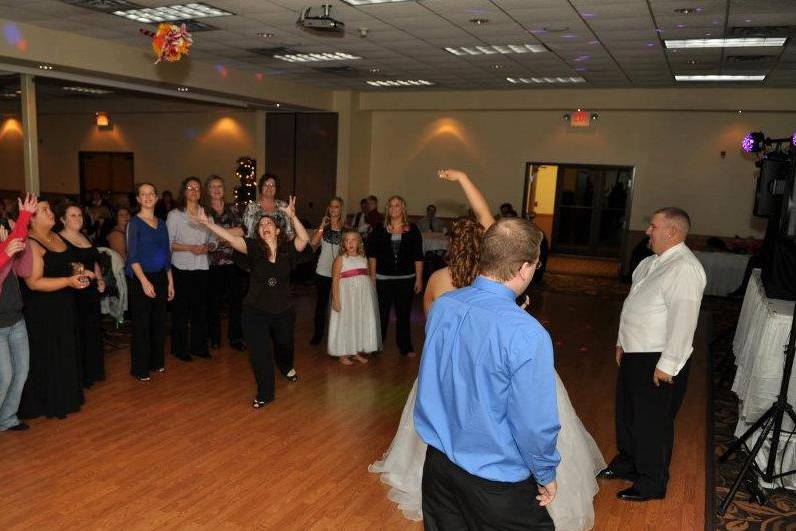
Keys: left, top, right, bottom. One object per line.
{"left": 792, "top": 131, "right": 796, "bottom": 147}
{"left": 742, "top": 132, "right": 765, "bottom": 153}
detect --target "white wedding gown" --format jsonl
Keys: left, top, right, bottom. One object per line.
{"left": 369, "top": 373, "right": 606, "bottom": 530}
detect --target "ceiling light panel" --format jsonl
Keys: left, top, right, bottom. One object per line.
{"left": 62, "top": 86, "right": 113, "bottom": 95}
{"left": 664, "top": 37, "right": 787, "bottom": 49}
{"left": 366, "top": 79, "right": 434, "bottom": 87}
{"left": 274, "top": 52, "right": 362, "bottom": 63}
{"left": 112, "top": 3, "right": 233, "bottom": 24}
{"left": 507, "top": 77, "right": 586, "bottom": 84}
{"left": 445, "top": 44, "right": 547, "bottom": 56}
{"left": 675, "top": 74, "right": 766, "bottom": 81}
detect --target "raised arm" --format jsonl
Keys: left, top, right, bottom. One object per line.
{"left": 190, "top": 209, "right": 247, "bottom": 254}
{"left": 438, "top": 169, "right": 495, "bottom": 230}
{"left": 279, "top": 196, "right": 310, "bottom": 252}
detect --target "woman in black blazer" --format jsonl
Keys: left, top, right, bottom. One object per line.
{"left": 366, "top": 195, "right": 423, "bottom": 357}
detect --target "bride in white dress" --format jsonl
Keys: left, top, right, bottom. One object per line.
{"left": 369, "top": 170, "right": 605, "bottom": 530}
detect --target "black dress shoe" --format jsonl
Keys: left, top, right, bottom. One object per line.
{"left": 230, "top": 341, "right": 246, "bottom": 351}
{"left": 8, "top": 422, "right": 29, "bottom": 431}
{"left": 616, "top": 487, "right": 664, "bottom": 502}
{"left": 175, "top": 354, "right": 192, "bottom": 362}
{"left": 597, "top": 467, "right": 637, "bottom": 481}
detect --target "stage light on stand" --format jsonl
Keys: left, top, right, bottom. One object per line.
{"left": 742, "top": 131, "right": 766, "bottom": 153}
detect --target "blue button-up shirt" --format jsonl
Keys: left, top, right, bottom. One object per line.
{"left": 414, "top": 276, "right": 561, "bottom": 485}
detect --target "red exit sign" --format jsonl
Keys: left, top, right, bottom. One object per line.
{"left": 570, "top": 110, "right": 591, "bottom": 128}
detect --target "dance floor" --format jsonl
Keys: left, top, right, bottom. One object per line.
{"left": 0, "top": 284, "right": 707, "bottom": 530}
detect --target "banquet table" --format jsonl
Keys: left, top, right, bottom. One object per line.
{"left": 731, "top": 269, "right": 795, "bottom": 489}
{"left": 422, "top": 232, "right": 449, "bottom": 254}
{"left": 693, "top": 250, "right": 750, "bottom": 297}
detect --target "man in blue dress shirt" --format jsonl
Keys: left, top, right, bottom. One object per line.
{"left": 414, "top": 218, "right": 560, "bottom": 530}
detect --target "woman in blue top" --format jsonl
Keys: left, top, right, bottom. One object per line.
{"left": 126, "top": 183, "right": 175, "bottom": 381}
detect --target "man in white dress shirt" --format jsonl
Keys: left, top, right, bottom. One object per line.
{"left": 598, "top": 207, "right": 706, "bottom": 502}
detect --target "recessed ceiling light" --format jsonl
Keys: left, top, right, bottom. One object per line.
{"left": 675, "top": 74, "right": 766, "bottom": 81}
{"left": 257, "top": 32, "right": 275, "bottom": 38}
{"left": 177, "top": 87, "right": 190, "bottom": 92}
{"left": 445, "top": 44, "right": 547, "bottom": 56}
{"left": 273, "top": 52, "right": 361, "bottom": 63}
{"left": 490, "top": 64, "right": 503, "bottom": 70}
{"left": 673, "top": 8, "right": 697, "bottom": 15}
{"left": 687, "top": 59, "right": 699, "bottom": 65}
{"left": 366, "top": 79, "right": 435, "bottom": 87}
{"left": 368, "top": 67, "right": 381, "bottom": 74}
{"left": 665, "top": 37, "right": 787, "bottom": 49}
{"left": 275, "top": 103, "right": 281, "bottom": 108}
{"left": 38, "top": 64, "right": 53, "bottom": 70}
{"left": 470, "top": 18, "right": 490, "bottom": 25}
{"left": 112, "top": 3, "right": 233, "bottom": 24}
{"left": 507, "top": 76, "right": 586, "bottom": 84}
{"left": 340, "top": 0, "right": 416, "bottom": 4}
{"left": 62, "top": 86, "right": 113, "bottom": 95}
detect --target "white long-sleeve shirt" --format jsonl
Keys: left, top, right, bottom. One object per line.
{"left": 617, "top": 242, "right": 706, "bottom": 376}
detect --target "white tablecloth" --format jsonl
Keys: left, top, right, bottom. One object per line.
{"left": 731, "top": 269, "right": 795, "bottom": 489}
{"left": 694, "top": 250, "right": 750, "bottom": 296}
{"left": 422, "top": 232, "right": 449, "bottom": 254}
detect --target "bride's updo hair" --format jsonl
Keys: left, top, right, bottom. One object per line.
{"left": 448, "top": 217, "right": 484, "bottom": 289}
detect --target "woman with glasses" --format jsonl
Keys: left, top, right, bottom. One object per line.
{"left": 126, "top": 183, "right": 174, "bottom": 381}
{"left": 241, "top": 174, "right": 293, "bottom": 240}
{"left": 167, "top": 177, "right": 211, "bottom": 362}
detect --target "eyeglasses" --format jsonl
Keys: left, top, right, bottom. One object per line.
{"left": 185, "top": 186, "right": 200, "bottom": 192}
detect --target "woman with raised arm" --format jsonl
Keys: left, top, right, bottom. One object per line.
{"left": 309, "top": 196, "right": 345, "bottom": 346}
{"left": 193, "top": 196, "right": 312, "bottom": 408}
{"left": 20, "top": 199, "right": 94, "bottom": 420}
{"left": 59, "top": 203, "right": 106, "bottom": 388}
{"left": 370, "top": 170, "right": 605, "bottom": 531}
{"left": 126, "top": 183, "right": 175, "bottom": 382}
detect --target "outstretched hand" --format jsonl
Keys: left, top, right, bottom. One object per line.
{"left": 190, "top": 208, "right": 211, "bottom": 226}
{"left": 19, "top": 193, "right": 37, "bottom": 214}
{"left": 437, "top": 169, "right": 467, "bottom": 182}
{"left": 279, "top": 196, "right": 297, "bottom": 218}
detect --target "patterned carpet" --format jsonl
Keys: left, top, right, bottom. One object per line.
{"left": 707, "top": 297, "right": 796, "bottom": 530}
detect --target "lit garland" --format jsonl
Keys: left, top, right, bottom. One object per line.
{"left": 234, "top": 156, "right": 257, "bottom": 209}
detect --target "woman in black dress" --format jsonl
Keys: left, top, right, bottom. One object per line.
{"left": 192, "top": 196, "right": 311, "bottom": 408}
{"left": 59, "top": 203, "right": 106, "bottom": 388}
{"left": 20, "top": 200, "right": 92, "bottom": 419}
{"left": 366, "top": 196, "right": 424, "bottom": 357}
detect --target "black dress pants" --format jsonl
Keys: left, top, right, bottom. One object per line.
{"left": 610, "top": 352, "right": 691, "bottom": 496}
{"left": 207, "top": 264, "right": 244, "bottom": 346}
{"left": 128, "top": 271, "right": 168, "bottom": 378}
{"left": 312, "top": 274, "right": 332, "bottom": 341}
{"left": 422, "top": 446, "right": 554, "bottom": 531}
{"left": 242, "top": 309, "right": 295, "bottom": 403}
{"left": 171, "top": 267, "right": 209, "bottom": 358}
{"left": 376, "top": 277, "right": 415, "bottom": 355}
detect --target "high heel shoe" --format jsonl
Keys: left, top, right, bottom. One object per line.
{"left": 252, "top": 398, "right": 268, "bottom": 409}
{"left": 281, "top": 368, "right": 298, "bottom": 383}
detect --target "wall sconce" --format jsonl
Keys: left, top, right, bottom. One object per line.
{"left": 95, "top": 112, "right": 112, "bottom": 130}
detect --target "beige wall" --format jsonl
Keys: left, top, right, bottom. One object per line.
{"left": 0, "top": 109, "right": 257, "bottom": 197}
{"left": 362, "top": 107, "right": 793, "bottom": 238}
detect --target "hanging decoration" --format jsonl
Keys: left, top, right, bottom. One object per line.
{"left": 234, "top": 156, "right": 257, "bottom": 209}
{"left": 139, "top": 23, "right": 193, "bottom": 64}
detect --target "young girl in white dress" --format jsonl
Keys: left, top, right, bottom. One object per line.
{"left": 328, "top": 230, "right": 381, "bottom": 365}
{"left": 369, "top": 170, "right": 606, "bottom": 530}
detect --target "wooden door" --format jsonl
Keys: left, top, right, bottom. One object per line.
{"left": 294, "top": 113, "right": 337, "bottom": 225}
{"left": 79, "top": 152, "right": 134, "bottom": 196}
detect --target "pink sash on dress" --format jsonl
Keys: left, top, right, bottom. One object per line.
{"left": 340, "top": 268, "right": 368, "bottom": 279}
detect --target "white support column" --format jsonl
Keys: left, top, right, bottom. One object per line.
{"left": 20, "top": 74, "right": 40, "bottom": 194}
{"left": 255, "top": 110, "right": 267, "bottom": 176}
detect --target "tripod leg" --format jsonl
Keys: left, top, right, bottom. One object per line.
{"left": 720, "top": 407, "right": 776, "bottom": 463}
{"left": 718, "top": 417, "right": 774, "bottom": 515}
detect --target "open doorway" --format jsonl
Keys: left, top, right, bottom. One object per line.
{"left": 523, "top": 162, "right": 634, "bottom": 259}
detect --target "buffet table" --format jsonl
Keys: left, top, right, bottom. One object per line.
{"left": 731, "top": 269, "right": 795, "bottom": 489}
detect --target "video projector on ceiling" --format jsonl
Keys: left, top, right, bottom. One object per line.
{"left": 297, "top": 4, "right": 345, "bottom": 37}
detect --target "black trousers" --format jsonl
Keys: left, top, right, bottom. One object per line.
{"left": 127, "top": 271, "right": 168, "bottom": 378}
{"left": 422, "top": 446, "right": 554, "bottom": 531}
{"left": 207, "top": 264, "right": 245, "bottom": 346}
{"left": 312, "top": 274, "right": 332, "bottom": 341}
{"left": 171, "top": 267, "right": 209, "bottom": 357}
{"left": 376, "top": 277, "right": 415, "bottom": 355}
{"left": 242, "top": 309, "right": 295, "bottom": 403}
{"left": 610, "top": 352, "right": 691, "bottom": 496}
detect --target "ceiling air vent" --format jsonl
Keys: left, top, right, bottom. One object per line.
{"left": 729, "top": 26, "right": 793, "bottom": 38}
{"left": 725, "top": 55, "right": 777, "bottom": 64}
{"left": 60, "top": 0, "right": 142, "bottom": 13}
